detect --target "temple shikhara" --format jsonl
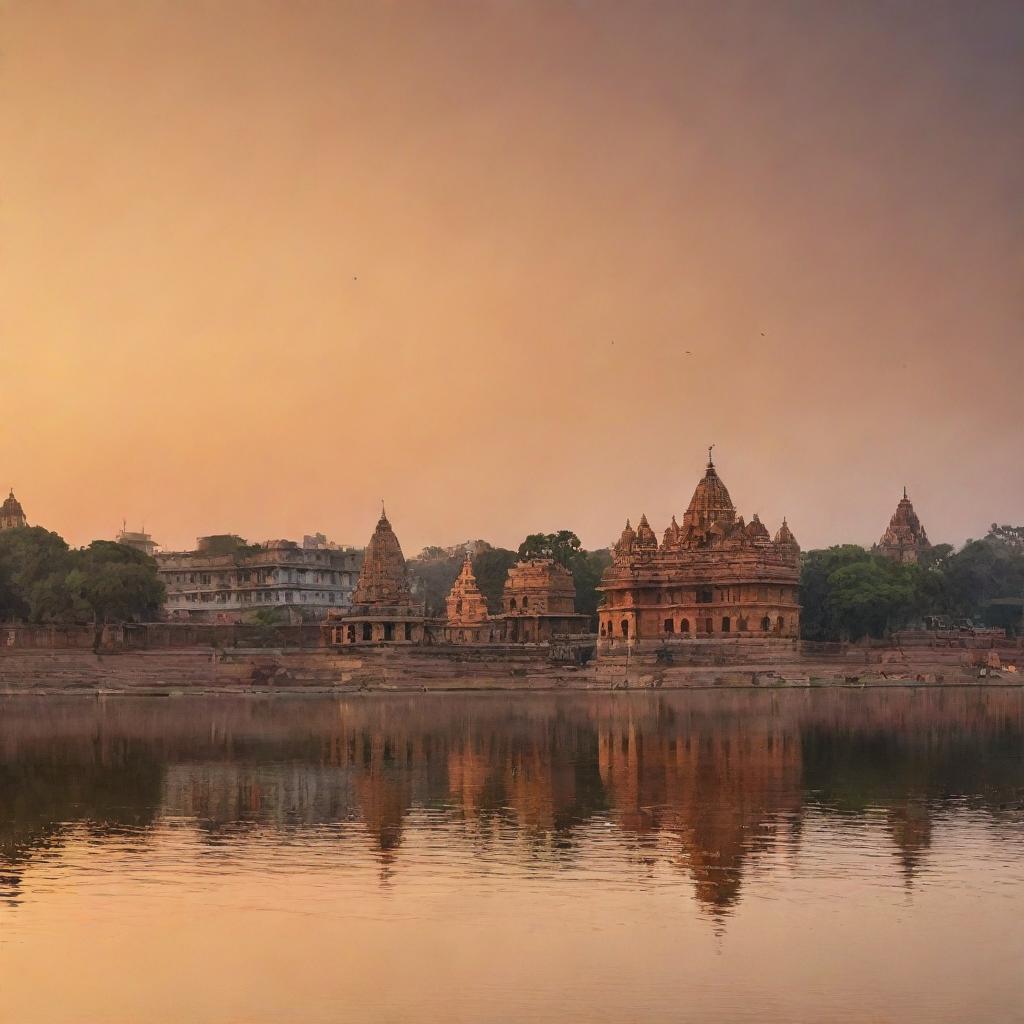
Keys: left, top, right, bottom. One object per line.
{"left": 0, "top": 490, "right": 27, "bottom": 531}
{"left": 442, "top": 554, "right": 499, "bottom": 643}
{"left": 598, "top": 451, "right": 801, "bottom": 648}
{"left": 875, "top": 488, "right": 932, "bottom": 564}
{"left": 322, "top": 507, "right": 426, "bottom": 645}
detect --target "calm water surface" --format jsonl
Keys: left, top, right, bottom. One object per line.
{"left": 1, "top": 689, "right": 1023, "bottom": 1024}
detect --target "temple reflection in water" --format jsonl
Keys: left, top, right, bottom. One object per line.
{"left": 2, "top": 690, "right": 1023, "bottom": 914}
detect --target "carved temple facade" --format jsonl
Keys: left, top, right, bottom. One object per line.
{"left": 598, "top": 454, "right": 801, "bottom": 650}
{"left": 500, "top": 558, "right": 590, "bottom": 642}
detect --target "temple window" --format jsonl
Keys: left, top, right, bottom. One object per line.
{"left": 362, "top": 622, "right": 372, "bottom": 641}
{"left": 776, "top": 615, "right": 784, "bottom": 633}
{"left": 405, "top": 623, "right": 413, "bottom": 641}
{"left": 722, "top": 616, "right": 731, "bottom": 633}
{"left": 761, "top": 616, "right": 771, "bottom": 632}
{"left": 523, "top": 596, "right": 529, "bottom": 609}
{"left": 510, "top": 597, "right": 518, "bottom": 611}
{"left": 664, "top": 618, "right": 674, "bottom": 633}
{"left": 704, "top": 618, "right": 713, "bottom": 634}
{"left": 384, "top": 623, "right": 394, "bottom": 642}
{"left": 697, "top": 587, "right": 713, "bottom": 604}
{"left": 680, "top": 618, "right": 690, "bottom": 634}
{"left": 620, "top": 619, "right": 629, "bottom": 638}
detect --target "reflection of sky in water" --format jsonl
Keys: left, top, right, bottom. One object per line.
{"left": 1, "top": 691, "right": 1023, "bottom": 1023}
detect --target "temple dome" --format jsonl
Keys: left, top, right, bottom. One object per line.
{"left": 351, "top": 507, "right": 412, "bottom": 606}
{"left": 744, "top": 514, "right": 771, "bottom": 544}
{"left": 682, "top": 454, "right": 736, "bottom": 533}
{"left": 774, "top": 518, "right": 799, "bottom": 551}
{"left": 2, "top": 490, "right": 24, "bottom": 517}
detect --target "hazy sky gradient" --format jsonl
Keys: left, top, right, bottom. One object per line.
{"left": 2, "top": 0, "right": 1021, "bottom": 553}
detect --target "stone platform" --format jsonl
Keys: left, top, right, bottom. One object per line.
{"left": 0, "top": 640, "right": 1020, "bottom": 695}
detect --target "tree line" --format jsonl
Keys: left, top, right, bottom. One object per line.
{"left": 0, "top": 527, "right": 165, "bottom": 624}
{"left": 801, "top": 524, "right": 1024, "bottom": 641}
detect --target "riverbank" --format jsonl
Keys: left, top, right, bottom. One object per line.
{"left": 0, "top": 642, "right": 1019, "bottom": 694}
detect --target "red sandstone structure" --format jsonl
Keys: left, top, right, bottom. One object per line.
{"left": 875, "top": 488, "right": 932, "bottom": 564}
{"left": 501, "top": 558, "right": 590, "bottom": 642}
{"left": 322, "top": 507, "right": 426, "bottom": 645}
{"left": 0, "top": 490, "right": 27, "bottom": 531}
{"left": 441, "top": 554, "right": 500, "bottom": 643}
{"left": 598, "top": 452, "right": 801, "bottom": 650}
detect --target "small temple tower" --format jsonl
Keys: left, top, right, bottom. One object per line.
{"left": 442, "top": 554, "right": 497, "bottom": 643}
{"left": 0, "top": 490, "right": 27, "bottom": 531}
{"left": 501, "top": 558, "right": 590, "bottom": 643}
{"left": 875, "top": 488, "right": 932, "bottom": 564}
{"left": 321, "top": 506, "right": 425, "bottom": 645}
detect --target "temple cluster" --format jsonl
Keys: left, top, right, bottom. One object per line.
{"left": 321, "top": 508, "right": 588, "bottom": 646}
{"left": 3, "top": 458, "right": 947, "bottom": 648}
{"left": 598, "top": 454, "right": 801, "bottom": 647}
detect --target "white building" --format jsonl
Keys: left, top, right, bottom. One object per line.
{"left": 157, "top": 534, "right": 362, "bottom": 622}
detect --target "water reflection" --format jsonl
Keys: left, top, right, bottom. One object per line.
{"left": 2, "top": 689, "right": 1022, "bottom": 914}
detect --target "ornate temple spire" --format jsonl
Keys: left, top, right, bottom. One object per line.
{"left": 614, "top": 518, "right": 637, "bottom": 558}
{"left": 774, "top": 517, "right": 799, "bottom": 551}
{"left": 683, "top": 451, "right": 736, "bottom": 533}
{"left": 0, "top": 489, "right": 27, "bottom": 530}
{"left": 877, "top": 488, "right": 931, "bottom": 564}
{"left": 352, "top": 507, "right": 412, "bottom": 606}
{"left": 635, "top": 514, "right": 658, "bottom": 550}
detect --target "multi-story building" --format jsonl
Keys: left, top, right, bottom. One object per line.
{"left": 115, "top": 525, "right": 159, "bottom": 557}
{"left": 158, "top": 534, "right": 361, "bottom": 622}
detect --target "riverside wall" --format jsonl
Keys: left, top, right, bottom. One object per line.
{"left": 0, "top": 636, "right": 1020, "bottom": 694}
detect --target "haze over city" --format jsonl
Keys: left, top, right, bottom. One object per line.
{"left": 2, "top": 0, "right": 1021, "bottom": 553}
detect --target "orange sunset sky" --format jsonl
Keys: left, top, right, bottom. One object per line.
{"left": 1, "top": 0, "right": 1021, "bottom": 555}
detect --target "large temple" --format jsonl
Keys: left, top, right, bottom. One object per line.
{"left": 321, "top": 507, "right": 426, "bottom": 645}
{"left": 875, "top": 488, "right": 932, "bottom": 564}
{"left": 598, "top": 452, "right": 801, "bottom": 648}
{"left": 0, "top": 490, "right": 27, "bottom": 531}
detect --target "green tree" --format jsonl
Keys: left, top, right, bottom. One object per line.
{"left": 0, "top": 527, "right": 73, "bottom": 622}
{"left": 567, "top": 548, "right": 612, "bottom": 624}
{"left": 408, "top": 552, "right": 463, "bottom": 617}
{"left": 72, "top": 541, "right": 165, "bottom": 623}
{"left": 517, "top": 531, "right": 582, "bottom": 568}
{"left": 472, "top": 548, "right": 518, "bottom": 614}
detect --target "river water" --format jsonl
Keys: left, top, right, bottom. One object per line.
{"left": 1, "top": 689, "right": 1022, "bottom": 1023}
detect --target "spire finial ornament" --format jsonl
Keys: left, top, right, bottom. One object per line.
{"left": 903, "top": 485, "right": 908, "bottom": 500}
{"left": 707, "top": 443, "right": 715, "bottom": 468}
